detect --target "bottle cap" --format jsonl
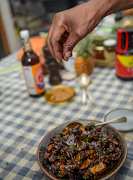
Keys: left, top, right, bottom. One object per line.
{"left": 103, "top": 39, "right": 117, "bottom": 47}
{"left": 20, "top": 30, "right": 29, "bottom": 39}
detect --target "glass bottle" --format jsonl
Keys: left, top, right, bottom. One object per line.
{"left": 20, "top": 30, "right": 45, "bottom": 97}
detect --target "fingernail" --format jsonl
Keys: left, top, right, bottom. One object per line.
{"left": 65, "top": 51, "right": 72, "bottom": 59}
{"left": 56, "top": 59, "right": 60, "bottom": 63}
{"left": 64, "top": 56, "right": 68, "bottom": 61}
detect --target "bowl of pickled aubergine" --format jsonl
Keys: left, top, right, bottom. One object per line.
{"left": 37, "top": 120, "right": 127, "bottom": 180}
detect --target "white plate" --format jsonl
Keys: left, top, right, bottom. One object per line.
{"left": 104, "top": 109, "right": 133, "bottom": 132}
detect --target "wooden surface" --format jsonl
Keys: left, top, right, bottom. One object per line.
{"left": 94, "top": 59, "right": 115, "bottom": 67}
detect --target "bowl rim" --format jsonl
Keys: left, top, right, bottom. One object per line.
{"left": 37, "top": 119, "right": 127, "bottom": 180}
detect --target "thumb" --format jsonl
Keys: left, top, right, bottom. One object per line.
{"left": 63, "top": 31, "right": 83, "bottom": 61}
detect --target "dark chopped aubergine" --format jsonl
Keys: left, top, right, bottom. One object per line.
{"left": 44, "top": 122, "right": 121, "bottom": 179}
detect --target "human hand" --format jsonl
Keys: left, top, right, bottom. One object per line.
{"left": 47, "top": 0, "right": 133, "bottom": 63}
{"left": 46, "top": 0, "right": 103, "bottom": 63}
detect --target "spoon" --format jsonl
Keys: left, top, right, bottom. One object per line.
{"left": 86, "top": 76, "right": 95, "bottom": 104}
{"left": 95, "top": 116, "right": 127, "bottom": 126}
{"left": 79, "top": 73, "right": 95, "bottom": 105}
{"left": 79, "top": 73, "right": 89, "bottom": 105}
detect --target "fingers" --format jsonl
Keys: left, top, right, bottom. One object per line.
{"left": 63, "top": 29, "right": 84, "bottom": 61}
{"left": 47, "top": 14, "right": 67, "bottom": 63}
{"left": 46, "top": 23, "right": 55, "bottom": 59}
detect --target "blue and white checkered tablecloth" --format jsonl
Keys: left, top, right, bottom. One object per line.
{"left": 0, "top": 52, "right": 133, "bottom": 180}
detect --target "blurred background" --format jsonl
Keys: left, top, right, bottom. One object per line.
{"left": 0, "top": 0, "right": 86, "bottom": 59}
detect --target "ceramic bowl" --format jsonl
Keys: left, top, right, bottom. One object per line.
{"left": 37, "top": 119, "right": 127, "bottom": 180}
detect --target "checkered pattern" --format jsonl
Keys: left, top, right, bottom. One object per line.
{"left": 0, "top": 52, "right": 133, "bottom": 180}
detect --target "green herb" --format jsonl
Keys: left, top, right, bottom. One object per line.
{"left": 92, "top": 125, "right": 94, "bottom": 127}
{"left": 73, "top": 130, "right": 76, "bottom": 132}
{"left": 103, "top": 151, "right": 105, "bottom": 154}
{"left": 62, "top": 129, "right": 64, "bottom": 132}
{"left": 110, "top": 147, "right": 113, "bottom": 150}
{"left": 56, "top": 137, "right": 58, "bottom": 139}
{"left": 81, "top": 125, "right": 84, "bottom": 127}
{"left": 94, "top": 175, "right": 96, "bottom": 178}
{"left": 61, "top": 154, "right": 65, "bottom": 158}
{"left": 86, "top": 142, "right": 88, "bottom": 144}
{"left": 70, "top": 144, "right": 73, "bottom": 149}
{"left": 75, "top": 135, "right": 78, "bottom": 137}
{"left": 81, "top": 140, "right": 83, "bottom": 143}
{"left": 103, "top": 138, "right": 106, "bottom": 141}
{"left": 103, "top": 155, "right": 105, "bottom": 158}
{"left": 76, "top": 147, "right": 79, "bottom": 151}
{"left": 83, "top": 175, "right": 87, "bottom": 180}
{"left": 6, "top": 162, "right": 8, "bottom": 165}
{"left": 88, "top": 135, "right": 91, "bottom": 138}
{"left": 33, "top": 155, "right": 34, "bottom": 157}
{"left": 98, "top": 149, "right": 100, "bottom": 152}
{"left": 110, "top": 153, "right": 112, "bottom": 156}
{"left": 96, "top": 153, "right": 98, "bottom": 156}
{"left": 65, "top": 147, "right": 67, "bottom": 150}
{"left": 85, "top": 138, "right": 88, "bottom": 142}
{"left": 97, "top": 138, "right": 102, "bottom": 141}
{"left": 21, "top": 148, "right": 23, "bottom": 150}
{"left": 55, "top": 150, "right": 57, "bottom": 152}
{"left": 60, "top": 137, "right": 62, "bottom": 139}
{"left": 57, "top": 172, "right": 59, "bottom": 176}
{"left": 102, "top": 146, "right": 104, "bottom": 148}
{"left": 82, "top": 147, "right": 84, "bottom": 150}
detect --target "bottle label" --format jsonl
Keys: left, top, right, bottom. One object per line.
{"left": 22, "top": 63, "right": 45, "bottom": 95}
{"left": 116, "top": 54, "right": 133, "bottom": 78}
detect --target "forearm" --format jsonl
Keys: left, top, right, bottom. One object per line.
{"left": 104, "top": 0, "right": 133, "bottom": 16}
{"left": 86, "top": 0, "right": 133, "bottom": 19}
{"left": 91, "top": 0, "right": 133, "bottom": 17}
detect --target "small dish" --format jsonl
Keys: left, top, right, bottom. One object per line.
{"left": 37, "top": 119, "right": 127, "bottom": 180}
{"left": 104, "top": 108, "right": 133, "bottom": 132}
{"left": 44, "top": 85, "right": 76, "bottom": 105}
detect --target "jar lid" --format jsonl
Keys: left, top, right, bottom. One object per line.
{"left": 94, "top": 46, "right": 104, "bottom": 51}
{"left": 103, "top": 39, "right": 117, "bottom": 47}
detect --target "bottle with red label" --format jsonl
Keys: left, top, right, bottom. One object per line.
{"left": 20, "top": 30, "right": 45, "bottom": 97}
{"left": 116, "top": 27, "right": 133, "bottom": 80}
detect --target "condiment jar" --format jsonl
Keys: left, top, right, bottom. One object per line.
{"left": 94, "top": 46, "right": 105, "bottom": 60}
{"left": 103, "top": 39, "right": 117, "bottom": 61}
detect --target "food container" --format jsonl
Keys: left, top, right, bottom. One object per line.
{"left": 94, "top": 46, "right": 105, "bottom": 60}
{"left": 103, "top": 39, "right": 117, "bottom": 61}
{"left": 62, "top": 52, "right": 77, "bottom": 72}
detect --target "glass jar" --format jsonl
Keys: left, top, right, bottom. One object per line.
{"left": 103, "top": 39, "right": 117, "bottom": 61}
{"left": 94, "top": 46, "right": 105, "bottom": 60}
